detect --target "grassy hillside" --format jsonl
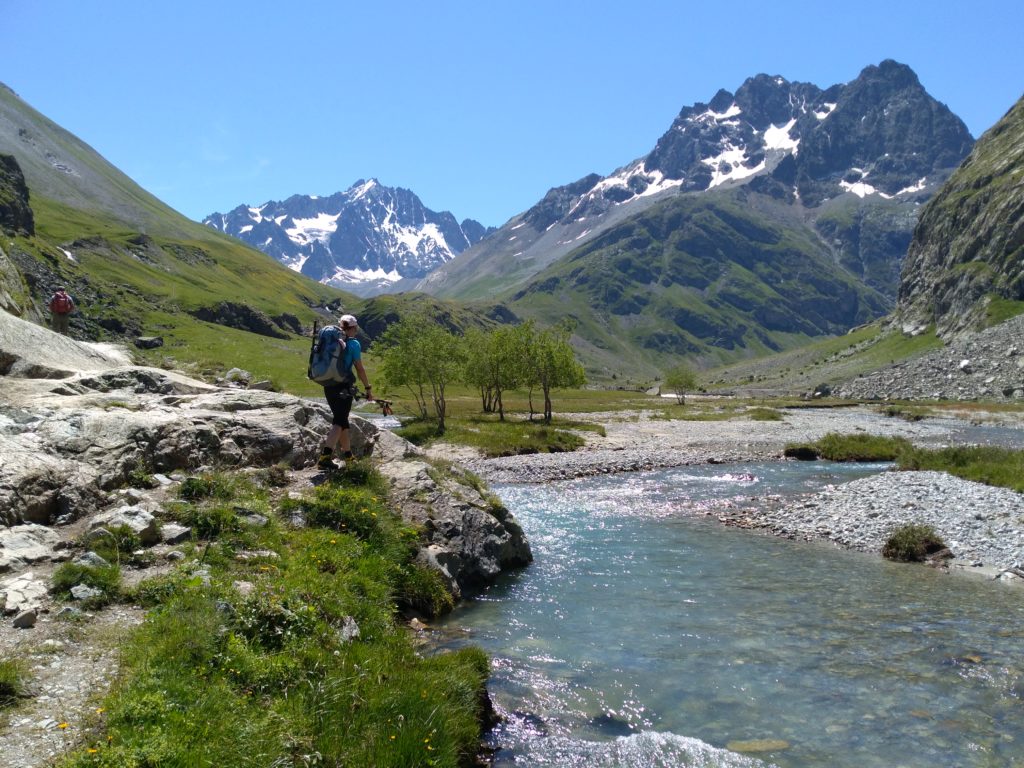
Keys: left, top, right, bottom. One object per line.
{"left": 506, "top": 189, "right": 893, "bottom": 380}
{"left": 703, "top": 320, "right": 944, "bottom": 395}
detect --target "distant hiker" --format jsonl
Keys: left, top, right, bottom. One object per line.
{"left": 48, "top": 286, "right": 75, "bottom": 335}
{"left": 311, "top": 314, "right": 373, "bottom": 471}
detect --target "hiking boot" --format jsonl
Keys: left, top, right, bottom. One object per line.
{"left": 342, "top": 450, "right": 355, "bottom": 464}
{"left": 316, "top": 448, "right": 339, "bottom": 471}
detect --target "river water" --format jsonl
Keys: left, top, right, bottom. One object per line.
{"left": 433, "top": 462, "right": 1024, "bottom": 767}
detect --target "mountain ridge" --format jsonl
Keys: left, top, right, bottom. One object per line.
{"left": 204, "top": 179, "right": 492, "bottom": 297}
{"left": 418, "top": 60, "right": 973, "bottom": 304}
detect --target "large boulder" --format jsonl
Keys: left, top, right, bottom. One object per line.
{"left": 379, "top": 456, "right": 532, "bottom": 598}
{"left": 1, "top": 308, "right": 131, "bottom": 377}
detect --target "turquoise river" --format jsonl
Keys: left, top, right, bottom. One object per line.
{"left": 433, "top": 461, "right": 1024, "bottom": 767}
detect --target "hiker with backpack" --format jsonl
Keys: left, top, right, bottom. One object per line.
{"left": 308, "top": 313, "right": 373, "bottom": 471}
{"left": 48, "top": 286, "right": 76, "bottom": 335}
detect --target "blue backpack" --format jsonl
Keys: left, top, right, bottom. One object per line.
{"left": 307, "top": 323, "right": 351, "bottom": 385}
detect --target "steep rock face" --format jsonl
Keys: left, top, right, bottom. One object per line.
{"left": 792, "top": 60, "right": 973, "bottom": 205}
{"left": 0, "top": 153, "right": 34, "bottom": 236}
{"left": 204, "top": 179, "right": 492, "bottom": 297}
{"left": 897, "top": 95, "right": 1024, "bottom": 335}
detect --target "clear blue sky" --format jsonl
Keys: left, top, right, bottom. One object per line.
{"left": 4, "top": 0, "right": 1022, "bottom": 227}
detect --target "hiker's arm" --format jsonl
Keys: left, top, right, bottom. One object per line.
{"left": 354, "top": 359, "right": 372, "bottom": 398}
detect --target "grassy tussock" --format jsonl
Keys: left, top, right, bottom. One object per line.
{"left": 0, "top": 656, "right": 29, "bottom": 708}
{"left": 785, "top": 432, "right": 913, "bottom": 462}
{"left": 57, "top": 466, "right": 486, "bottom": 767}
{"left": 882, "top": 524, "right": 948, "bottom": 562}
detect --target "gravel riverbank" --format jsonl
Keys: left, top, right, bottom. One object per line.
{"left": 439, "top": 403, "right": 1024, "bottom": 581}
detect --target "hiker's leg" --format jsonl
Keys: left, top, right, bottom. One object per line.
{"left": 319, "top": 386, "right": 353, "bottom": 467}
{"left": 323, "top": 424, "right": 344, "bottom": 451}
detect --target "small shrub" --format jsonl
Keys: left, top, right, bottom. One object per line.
{"left": 178, "top": 472, "right": 239, "bottom": 501}
{"left": 84, "top": 524, "right": 142, "bottom": 566}
{"left": 177, "top": 503, "right": 239, "bottom": 539}
{"left": 0, "top": 656, "right": 28, "bottom": 707}
{"left": 882, "top": 524, "right": 948, "bottom": 562}
{"left": 124, "top": 461, "right": 158, "bottom": 490}
{"left": 51, "top": 562, "right": 121, "bottom": 606}
{"left": 257, "top": 464, "right": 290, "bottom": 488}
{"left": 235, "top": 592, "right": 318, "bottom": 651}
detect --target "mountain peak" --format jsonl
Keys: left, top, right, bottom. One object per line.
{"left": 418, "top": 60, "right": 975, "bottom": 303}
{"left": 204, "top": 180, "right": 492, "bottom": 297}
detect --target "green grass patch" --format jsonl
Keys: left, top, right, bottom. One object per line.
{"left": 178, "top": 471, "right": 242, "bottom": 501}
{"left": 785, "top": 435, "right": 1024, "bottom": 493}
{"left": 396, "top": 415, "right": 590, "bottom": 457}
{"left": 881, "top": 404, "right": 931, "bottom": 422}
{"left": 882, "top": 524, "right": 948, "bottom": 562}
{"left": 897, "top": 445, "right": 1024, "bottom": 493}
{"left": 747, "top": 407, "right": 784, "bottom": 421}
{"left": 984, "top": 296, "right": 1024, "bottom": 327}
{"left": 0, "top": 656, "right": 29, "bottom": 708}
{"left": 82, "top": 524, "right": 144, "bottom": 567}
{"left": 51, "top": 563, "right": 122, "bottom": 608}
{"left": 784, "top": 432, "right": 913, "bottom": 462}
{"left": 58, "top": 466, "right": 485, "bottom": 767}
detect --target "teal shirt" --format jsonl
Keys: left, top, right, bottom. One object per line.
{"left": 342, "top": 337, "right": 362, "bottom": 380}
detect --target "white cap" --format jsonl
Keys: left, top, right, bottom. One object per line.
{"left": 339, "top": 314, "right": 358, "bottom": 328}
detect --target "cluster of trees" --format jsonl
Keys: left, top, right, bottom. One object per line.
{"left": 375, "top": 318, "right": 586, "bottom": 432}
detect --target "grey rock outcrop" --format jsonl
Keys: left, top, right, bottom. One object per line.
{"left": 379, "top": 456, "right": 532, "bottom": 598}
{"left": 1, "top": 306, "right": 531, "bottom": 600}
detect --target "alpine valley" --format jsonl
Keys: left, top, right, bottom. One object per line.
{"left": 5, "top": 60, "right": 1022, "bottom": 386}
{"left": 203, "top": 60, "right": 978, "bottom": 378}
{"left": 418, "top": 60, "right": 977, "bottom": 376}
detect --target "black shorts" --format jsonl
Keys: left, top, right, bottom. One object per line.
{"left": 323, "top": 383, "right": 355, "bottom": 428}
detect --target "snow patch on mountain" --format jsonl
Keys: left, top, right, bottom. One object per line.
{"left": 764, "top": 119, "right": 799, "bottom": 152}
{"left": 285, "top": 212, "right": 342, "bottom": 245}
{"left": 705, "top": 145, "right": 765, "bottom": 188}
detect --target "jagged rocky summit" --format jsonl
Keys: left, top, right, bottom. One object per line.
{"left": 418, "top": 59, "right": 973, "bottom": 300}
{"left": 0, "top": 308, "right": 531, "bottom": 610}
{"left": 204, "top": 179, "right": 492, "bottom": 297}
